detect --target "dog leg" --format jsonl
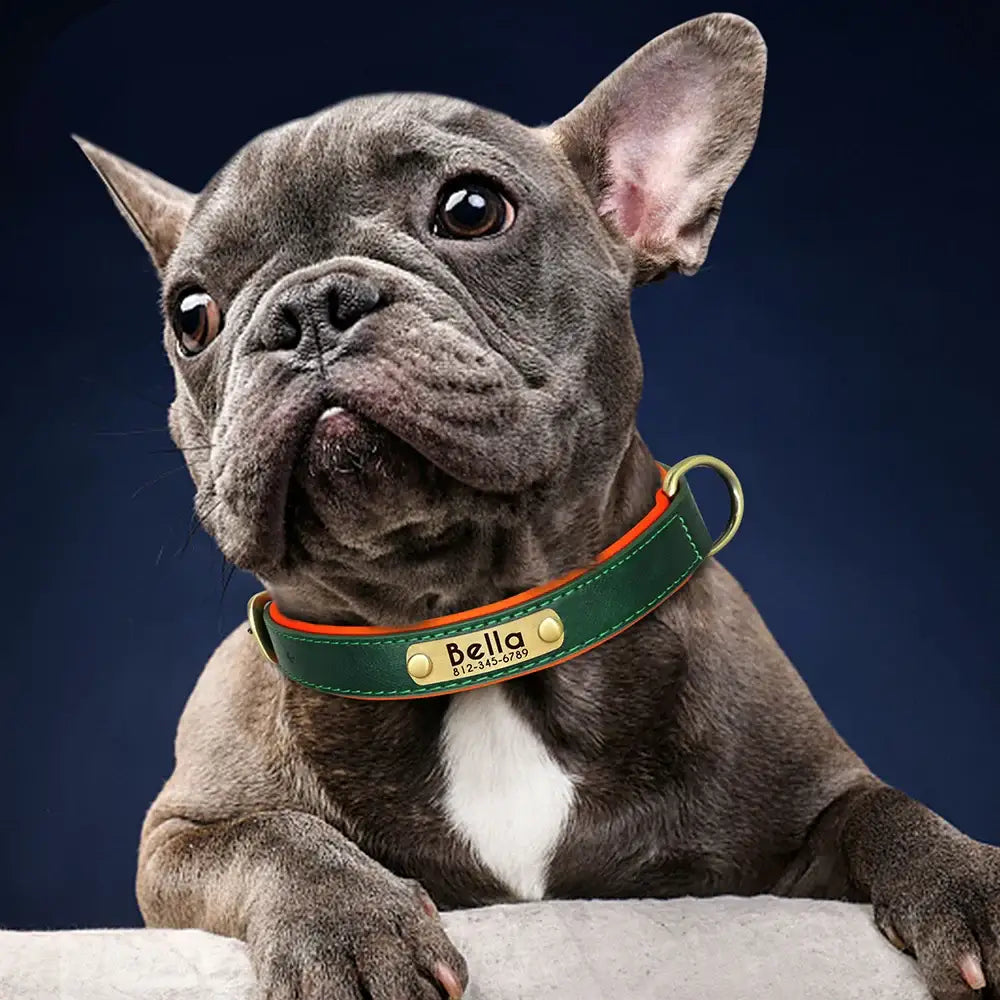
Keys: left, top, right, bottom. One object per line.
{"left": 778, "top": 779, "right": 1000, "bottom": 1000}
{"left": 137, "top": 810, "right": 467, "bottom": 1000}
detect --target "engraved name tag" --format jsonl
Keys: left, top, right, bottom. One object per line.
{"left": 405, "top": 608, "right": 565, "bottom": 686}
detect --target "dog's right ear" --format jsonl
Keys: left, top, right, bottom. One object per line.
{"left": 73, "top": 136, "right": 195, "bottom": 272}
{"left": 547, "top": 13, "right": 766, "bottom": 283}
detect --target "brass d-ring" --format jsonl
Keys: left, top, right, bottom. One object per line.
{"left": 663, "top": 455, "right": 744, "bottom": 557}
{"left": 247, "top": 591, "right": 279, "bottom": 663}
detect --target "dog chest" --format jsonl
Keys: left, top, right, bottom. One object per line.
{"left": 437, "top": 686, "right": 576, "bottom": 900}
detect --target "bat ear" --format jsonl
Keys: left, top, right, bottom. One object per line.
{"left": 548, "top": 13, "right": 766, "bottom": 282}
{"left": 73, "top": 136, "right": 196, "bottom": 271}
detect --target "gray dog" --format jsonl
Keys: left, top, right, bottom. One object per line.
{"left": 76, "top": 12, "right": 999, "bottom": 1000}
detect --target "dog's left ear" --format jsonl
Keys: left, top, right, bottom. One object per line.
{"left": 73, "top": 136, "right": 196, "bottom": 272}
{"left": 548, "top": 13, "right": 766, "bottom": 281}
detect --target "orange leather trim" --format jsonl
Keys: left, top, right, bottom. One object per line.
{"left": 320, "top": 574, "right": 693, "bottom": 700}
{"left": 268, "top": 462, "right": 671, "bottom": 637}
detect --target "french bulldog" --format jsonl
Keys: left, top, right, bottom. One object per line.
{"left": 76, "top": 12, "right": 1000, "bottom": 1000}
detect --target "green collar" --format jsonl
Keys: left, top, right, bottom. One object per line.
{"left": 247, "top": 455, "right": 743, "bottom": 700}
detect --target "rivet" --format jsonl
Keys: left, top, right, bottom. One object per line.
{"left": 537, "top": 615, "right": 563, "bottom": 643}
{"left": 407, "top": 652, "right": 433, "bottom": 679}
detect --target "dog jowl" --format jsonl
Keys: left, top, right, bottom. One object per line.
{"left": 77, "top": 13, "right": 1000, "bottom": 1000}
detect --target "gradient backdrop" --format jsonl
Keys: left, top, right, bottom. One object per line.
{"left": 1, "top": 0, "right": 997, "bottom": 930}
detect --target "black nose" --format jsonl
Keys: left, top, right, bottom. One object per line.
{"left": 327, "top": 274, "right": 383, "bottom": 331}
{"left": 265, "top": 271, "right": 383, "bottom": 350}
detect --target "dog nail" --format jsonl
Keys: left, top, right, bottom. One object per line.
{"left": 884, "top": 924, "right": 906, "bottom": 950}
{"left": 434, "top": 961, "right": 464, "bottom": 998}
{"left": 419, "top": 891, "right": 438, "bottom": 918}
{"left": 959, "top": 953, "right": 986, "bottom": 990}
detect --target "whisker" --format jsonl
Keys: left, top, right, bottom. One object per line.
{"left": 129, "top": 465, "right": 186, "bottom": 500}
{"left": 146, "top": 445, "right": 211, "bottom": 456}
{"left": 221, "top": 561, "right": 238, "bottom": 598}
{"left": 217, "top": 558, "right": 239, "bottom": 634}
{"left": 96, "top": 427, "right": 171, "bottom": 437}
{"left": 175, "top": 498, "right": 223, "bottom": 558}
{"left": 175, "top": 511, "right": 202, "bottom": 559}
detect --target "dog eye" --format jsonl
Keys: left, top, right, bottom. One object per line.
{"left": 171, "top": 288, "right": 223, "bottom": 356}
{"left": 433, "top": 179, "right": 514, "bottom": 239}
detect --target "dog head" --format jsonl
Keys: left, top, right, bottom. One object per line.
{"left": 78, "top": 13, "right": 765, "bottom": 622}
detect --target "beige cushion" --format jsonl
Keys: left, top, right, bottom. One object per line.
{"left": 0, "top": 895, "right": 930, "bottom": 1000}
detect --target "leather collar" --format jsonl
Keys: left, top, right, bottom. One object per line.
{"left": 247, "top": 456, "right": 743, "bottom": 700}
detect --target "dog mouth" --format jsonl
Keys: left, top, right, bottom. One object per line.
{"left": 263, "top": 389, "right": 465, "bottom": 569}
{"left": 286, "top": 394, "right": 438, "bottom": 506}
{"left": 206, "top": 292, "right": 550, "bottom": 573}
{"left": 227, "top": 305, "right": 552, "bottom": 570}
{"left": 306, "top": 405, "right": 378, "bottom": 465}
{"left": 294, "top": 400, "right": 397, "bottom": 484}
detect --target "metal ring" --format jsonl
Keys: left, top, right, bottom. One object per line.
{"left": 662, "top": 454, "right": 744, "bottom": 557}
{"left": 247, "top": 591, "right": 278, "bottom": 663}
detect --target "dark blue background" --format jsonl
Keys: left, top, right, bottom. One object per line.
{"left": 1, "top": 0, "right": 997, "bottom": 930}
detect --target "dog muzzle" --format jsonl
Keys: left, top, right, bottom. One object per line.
{"left": 246, "top": 455, "right": 743, "bottom": 700}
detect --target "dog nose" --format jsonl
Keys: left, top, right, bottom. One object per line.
{"left": 265, "top": 272, "right": 383, "bottom": 351}
{"left": 326, "top": 275, "right": 383, "bottom": 331}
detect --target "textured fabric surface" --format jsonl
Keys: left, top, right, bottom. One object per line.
{"left": 0, "top": 895, "right": 932, "bottom": 1000}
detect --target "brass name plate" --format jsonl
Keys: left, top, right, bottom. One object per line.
{"left": 405, "top": 608, "right": 565, "bottom": 687}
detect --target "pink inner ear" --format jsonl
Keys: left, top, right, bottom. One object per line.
{"left": 615, "top": 178, "right": 646, "bottom": 239}
{"left": 598, "top": 109, "right": 705, "bottom": 254}
{"left": 601, "top": 149, "right": 673, "bottom": 252}
{"left": 598, "top": 127, "right": 651, "bottom": 240}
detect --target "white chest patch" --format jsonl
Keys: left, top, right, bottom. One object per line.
{"left": 438, "top": 686, "right": 576, "bottom": 901}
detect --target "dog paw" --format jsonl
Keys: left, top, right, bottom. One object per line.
{"left": 873, "top": 841, "right": 1000, "bottom": 999}
{"left": 248, "top": 874, "right": 468, "bottom": 1000}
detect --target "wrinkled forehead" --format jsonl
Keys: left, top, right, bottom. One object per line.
{"left": 175, "top": 94, "right": 547, "bottom": 266}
